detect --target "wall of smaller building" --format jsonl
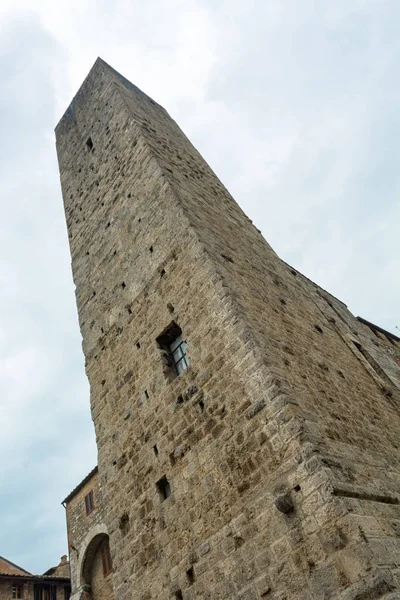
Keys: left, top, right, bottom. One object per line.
{"left": 65, "top": 470, "right": 113, "bottom": 600}
{"left": 65, "top": 470, "right": 104, "bottom": 592}
{"left": 89, "top": 542, "right": 113, "bottom": 600}
{"left": 0, "top": 579, "right": 69, "bottom": 600}
{"left": 0, "top": 580, "right": 26, "bottom": 600}
{"left": 66, "top": 470, "right": 103, "bottom": 553}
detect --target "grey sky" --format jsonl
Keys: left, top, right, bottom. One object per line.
{"left": 0, "top": 0, "right": 399, "bottom": 574}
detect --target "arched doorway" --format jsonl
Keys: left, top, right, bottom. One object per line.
{"left": 81, "top": 533, "right": 114, "bottom": 600}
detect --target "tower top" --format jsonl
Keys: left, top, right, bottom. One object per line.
{"left": 55, "top": 57, "right": 164, "bottom": 134}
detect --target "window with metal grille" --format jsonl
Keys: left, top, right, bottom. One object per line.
{"left": 170, "top": 334, "right": 189, "bottom": 375}
{"left": 12, "top": 585, "right": 22, "bottom": 599}
{"left": 157, "top": 322, "right": 189, "bottom": 378}
{"left": 84, "top": 490, "right": 94, "bottom": 515}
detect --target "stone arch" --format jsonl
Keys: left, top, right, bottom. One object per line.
{"left": 80, "top": 532, "right": 109, "bottom": 587}
{"left": 70, "top": 523, "right": 114, "bottom": 600}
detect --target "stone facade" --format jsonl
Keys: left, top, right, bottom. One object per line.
{"left": 63, "top": 468, "right": 113, "bottom": 600}
{"left": 44, "top": 556, "right": 70, "bottom": 579}
{"left": 0, "top": 556, "right": 70, "bottom": 600}
{"left": 56, "top": 58, "right": 400, "bottom": 599}
{"left": 0, "top": 578, "right": 69, "bottom": 600}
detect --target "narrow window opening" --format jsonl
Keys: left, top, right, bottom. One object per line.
{"left": 84, "top": 490, "right": 95, "bottom": 515}
{"left": 136, "top": 342, "right": 141, "bottom": 349}
{"left": 186, "top": 567, "right": 195, "bottom": 585}
{"left": 160, "top": 268, "right": 166, "bottom": 278}
{"left": 153, "top": 445, "right": 159, "bottom": 457}
{"left": 144, "top": 390, "right": 149, "bottom": 399}
{"left": 198, "top": 399, "right": 205, "bottom": 412}
{"left": 121, "top": 282, "right": 126, "bottom": 289}
{"left": 157, "top": 476, "right": 171, "bottom": 501}
{"left": 175, "top": 591, "right": 183, "bottom": 600}
{"left": 86, "top": 137, "right": 94, "bottom": 151}
{"left": 293, "top": 484, "right": 301, "bottom": 492}
{"left": 156, "top": 322, "right": 189, "bottom": 379}
{"left": 149, "top": 246, "right": 153, "bottom": 253}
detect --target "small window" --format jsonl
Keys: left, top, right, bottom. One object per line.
{"left": 157, "top": 476, "right": 172, "bottom": 501}
{"left": 157, "top": 322, "right": 189, "bottom": 378}
{"left": 12, "top": 585, "right": 22, "bottom": 599}
{"left": 101, "top": 541, "right": 113, "bottom": 577}
{"left": 84, "top": 490, "right": 94, "bottom": 515}
{"left": 86, "top": 137, "right": 94, "bottom": 151}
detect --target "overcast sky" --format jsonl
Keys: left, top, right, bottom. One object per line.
{"left": 0, "top": 0, "right": 399, "bottom": 574}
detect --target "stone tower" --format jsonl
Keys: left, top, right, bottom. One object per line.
{"left": 56, "top": 59, "right": 400, "bottom": 600}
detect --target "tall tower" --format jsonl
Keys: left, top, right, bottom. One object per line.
{"left": 56, "top": 59, "right": 400, "bottom": 600}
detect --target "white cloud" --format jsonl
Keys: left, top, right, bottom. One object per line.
{"left": 0, "top": 0, "right": 399, "bottom": 573}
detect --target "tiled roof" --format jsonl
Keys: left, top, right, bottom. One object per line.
{"left": 0, "top": 556, "right": 31, "bottom": 576}
{"left": 62, "top": 466, "right": 98, "bottom": 505}
{"left": 0, "top": 572, "right": 70, "bottom": 581}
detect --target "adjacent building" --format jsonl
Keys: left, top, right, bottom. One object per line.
{"left": 56, "top": 58, "right": 400, "bottom": 599}
{"left": 0, "top": 556, "right": 70, "bottom": 600}
{"left": 62, "top": 468, "right": 113, "bottom": 600}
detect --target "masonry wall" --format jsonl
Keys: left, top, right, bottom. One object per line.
{"left": 0, "top": 580, "right": 68, "bottom": 600}
{"left": 56, "top": 59, "right": 400, "bottom": 600}
{"left": 90, "top": 543, "right": 113, "bottom": 600}
{"left": 0, "top": 580, "right": 29, "bottom": 600}
{"left": 65, "top": 469, "right": 107, "bottom": 595}
{"left": 51, "top": 558, "right": 70, "bottom": 579}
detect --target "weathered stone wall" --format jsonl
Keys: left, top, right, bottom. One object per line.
{"left": 0, "top": 579, "right": 69, "bottom": 600}
{"left": 65, "top": 470, "right": 103, "bottom": 558}
{"left": 64, "top": 469, "right": 111, "bottom": 599}
{"left": 89, "top": 541, "right": 113, "bottom": 600}
{"left": 56, "top": 58, "right": 400, "bottom": 599}
{"left": 0, "top": 580, "right": 30, "bottom": 600}
{"left": 51, "top": 556, "right": 70, "bottom": 579}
